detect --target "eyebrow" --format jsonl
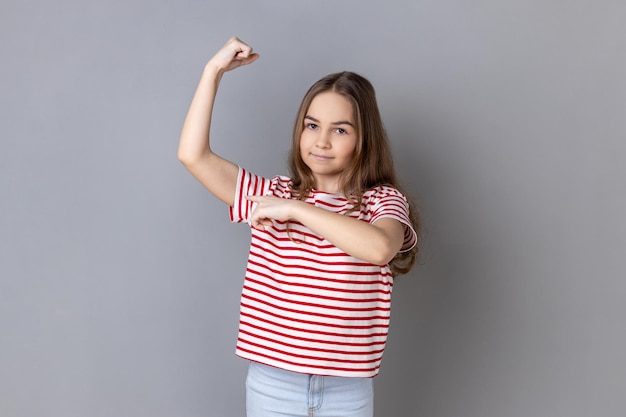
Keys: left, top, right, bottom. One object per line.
{"left": 304, "top": 115, "right": 355, "bottom": 127}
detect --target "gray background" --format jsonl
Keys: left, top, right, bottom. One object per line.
{"left": 1, "top": 0, "right": 625, "bottom": 416}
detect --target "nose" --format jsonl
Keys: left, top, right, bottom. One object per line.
{"left": 315, "top": 131, "right": 331, "bottom": 149}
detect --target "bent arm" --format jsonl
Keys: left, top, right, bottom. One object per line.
{"left": 178, "top": 64, "right": 238, "bottom": 206}
{"left": 246, "top": 196, "right": 406, "bottom": 265}
{"left": 178, "top": 37, "right": 259, "bottom": 207}
{"left": 291, "top": 202, "right": 406, "bottom": 265}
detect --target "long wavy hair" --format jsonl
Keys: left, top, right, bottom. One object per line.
{"left": 288, "top": 71, "right": 420, "bottom": 276}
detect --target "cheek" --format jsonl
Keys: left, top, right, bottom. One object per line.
{"left": 299, "top": 130, "right": 315, "bottom": 149}
{"left": 342, "top": 138, "right": 358, "bottom": 158}
{"left": 298, "top": 134, "right": 309, "bottom": 158}
{"left": 298, "top": 134, "right": 305, "bottom": 151}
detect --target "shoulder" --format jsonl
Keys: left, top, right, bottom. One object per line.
{"left": 268, "top": 174, "right": 294, "bottom": 198}
{"left": 362, "top": 185, "right": 409, "bottom": 203}
{"left": 237, "top": 168, "right": 293, "bottom": 196}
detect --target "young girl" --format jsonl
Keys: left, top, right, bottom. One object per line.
{"left": 179, "top": 37, "right": 419, "bottom": 417}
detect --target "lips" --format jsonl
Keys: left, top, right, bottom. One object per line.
{"left": 310, "top": 153, "right": 333, "bottom": 161}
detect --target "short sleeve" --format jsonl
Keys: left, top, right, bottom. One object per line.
{"left": 229, "top": 167, "right": 272, "bottom": 224}
{"left": 370, "top": 187, "right": 417, "bottom": 252}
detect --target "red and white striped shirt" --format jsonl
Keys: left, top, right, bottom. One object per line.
{"left": 229, "top": 168, "right": 417, "bottom": 377}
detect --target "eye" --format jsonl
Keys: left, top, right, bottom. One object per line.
{"left": 335, "top": 128, "right": 348, "bottom": 135}
{"left": 306, "top": 123, "right": 318, "bottom": 130}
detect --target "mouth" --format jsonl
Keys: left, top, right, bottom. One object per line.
{"left": 310, "top": 153, "right": 333, "bottom": 161}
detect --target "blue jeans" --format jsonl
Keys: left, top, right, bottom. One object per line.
{"left": 246, "top": 361, "right": 374, "bottom": 417}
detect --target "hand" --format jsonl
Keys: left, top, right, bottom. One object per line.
{"left": 207, "top": 36, "right": 259, "bottom": 73}
{"left": 245, "top": 195, "right": 298, "bottom": 230}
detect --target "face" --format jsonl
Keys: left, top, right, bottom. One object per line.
{"left": 299, "top": 91, "right": 358, "bottom": 193}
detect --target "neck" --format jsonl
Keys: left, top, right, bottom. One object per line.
{"left": 313, "top": 176, "right": 342, "bottom": 194}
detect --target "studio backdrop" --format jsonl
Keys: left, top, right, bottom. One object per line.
{"left": 1, "top": 1, "right": 625, "bottom": 416}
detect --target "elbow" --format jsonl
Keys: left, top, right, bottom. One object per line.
{"left": 369, "top": 230, "right": 405, "bottom": 265}
{"left": 178, "top": 150, "right": 192, "bottom": 166}
{"left": 177, "top": 145, "right": 195, "bottom": 166}
{"left": 369, "top": 241, "right": 400, "bottom": 266}
{"left": 177, "top": 148, "right": 206, "bottom": 168}
{"left": 371, "top": 251, "right": 397, "bottom": 267}
{"left": 177, "top": 137, "right": 208, "bottom": 167}
{"left": 364, "top": 221, "right": 406, "bottom": 266}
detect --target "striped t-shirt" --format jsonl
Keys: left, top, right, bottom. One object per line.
{"left": 229, "top": 168, "right": 417, "bottom": 377}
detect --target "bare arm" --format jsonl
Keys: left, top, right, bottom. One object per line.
{"left": 246, "top": 196, "right": 406, "bottom": 265}
{"left": 178, "top": 37, "right": 259, "bottom": 206}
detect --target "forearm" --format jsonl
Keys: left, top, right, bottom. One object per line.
{"left": 178, "top": 64, "right": 223, "bottom": 164}
{"left": 290, "top": 201, "right": 404, "bottom": 265}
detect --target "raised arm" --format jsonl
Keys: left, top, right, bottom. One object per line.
{"left": 178, "top": 37, "right": 259, "bottom": 206}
